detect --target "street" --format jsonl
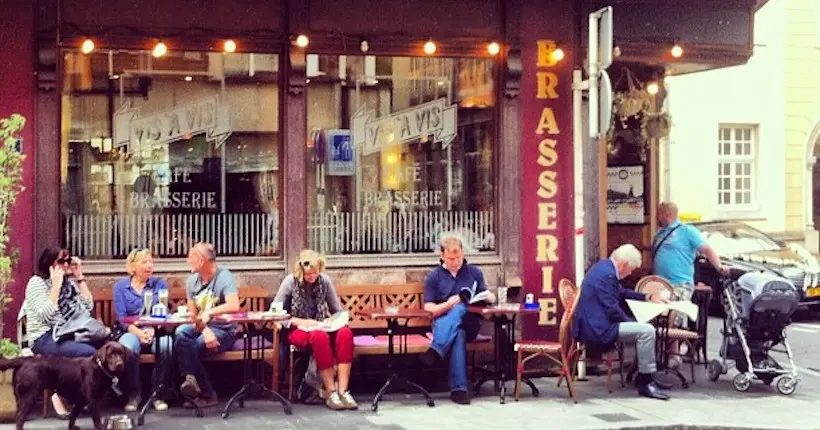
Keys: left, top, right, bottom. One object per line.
{"left": 16, "top": 313, "right": 820, "bottom": 430}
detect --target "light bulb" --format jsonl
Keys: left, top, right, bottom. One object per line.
{"left": 424, "top": 40, "right": 436, "bottom": 55}
{"left": 223, "top": 39, "right": 237, "bottom": 53}
{"left": 671, "top": 44, "right": 683, "bottom": 58}
{"left": 295, "top": 34, "right": 309, "bottom": 48}
{"left": 152, "top": 41, "right": 167, "bottom": 58}
{"left": 552, "top": 48, "right": 565, "bottom": 62}
{"left": 81, "top": 38, "right": 95, "bottom": 54}
{"left": 487, "top": 42, "right": 500, "bottom": 56}
{"left": 647, "top": 82, "right": 659, "bottom": 95}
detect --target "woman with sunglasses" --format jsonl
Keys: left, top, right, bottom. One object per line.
{"left": 23, "top": 246, "right": 95, "bottom": 418}
{"left": 272, "top": 249, "right": 356, "bottom": 410}
{"left": 113, "top": 248, "right": 171, "bottom": 412}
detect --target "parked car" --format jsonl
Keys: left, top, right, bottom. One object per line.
{"left": 691, "top": 221, "right": 820, "bottom": 316}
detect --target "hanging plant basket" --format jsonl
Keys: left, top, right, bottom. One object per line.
{"left": 643, "top": 113, "right": 672, "bottom": 139}
{"left": 615, "top": 89, "right": 651, "bottom": 118}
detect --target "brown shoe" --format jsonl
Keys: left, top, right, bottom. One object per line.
{"left": 184, "top": 395, "right": 219, "bottom": 409}
{"left": 180, "top": 375, "right": 202, "bottom": 399}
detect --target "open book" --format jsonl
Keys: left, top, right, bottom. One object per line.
{"left": 460, "top": 281, "right": 491, "bottom": 305}
{"left": 301, "top": 311, "right": 350, "bottom": 332}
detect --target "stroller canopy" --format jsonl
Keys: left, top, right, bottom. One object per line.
{"left": 735, "top": 271, "right": 799, "bottom": 320}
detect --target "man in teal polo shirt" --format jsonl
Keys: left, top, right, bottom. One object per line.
{"left": 653, "top": 202, "right": 728, "bottom": 366}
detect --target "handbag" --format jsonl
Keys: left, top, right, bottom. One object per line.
{"left": 53, "top": 309, "right": 110, "bottom": 345}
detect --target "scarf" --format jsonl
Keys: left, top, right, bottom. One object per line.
{"left": 52, "top": 278, "right": 83, "bottom": 322}
{"left": 290, "top": 275, "right": 331, "bottom": 321}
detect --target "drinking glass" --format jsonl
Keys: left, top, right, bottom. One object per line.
{"left": 143, "top": 291, "right": 154, "bottom": 316}
{"left": 158, "top": 289, "right": 169, "bottom": 307}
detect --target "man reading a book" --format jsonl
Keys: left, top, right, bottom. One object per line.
{"left": 421, "top": 233, "right": 495, "bottom": 405}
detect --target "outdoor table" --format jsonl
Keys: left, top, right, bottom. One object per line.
{"left": 122, "top": 314, "right": 201, "bottom": 426}
{"left": 359, "top": 308, "right": 435, "bottom": 412}
{"left": 215, "top": 312, "right": 293, "bottom": 419}
{"left": 468, "top": 304, "right": 540, "bottom": 404}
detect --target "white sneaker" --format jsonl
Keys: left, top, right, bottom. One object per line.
{"left": 325, "top": 391, "right": 345, "bottom": 410}
{"left": 124, "top": 397, "right": 140, "bottom": 412}
{"left": 340, "top": 391, "right": 358, "bottom": 410}
{"left": 153, "top": 400, "right": 168, "bottom": 411}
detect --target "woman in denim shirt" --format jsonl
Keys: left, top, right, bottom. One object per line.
{"left": 114, "top": 249, "right": 172, "bottom": 412}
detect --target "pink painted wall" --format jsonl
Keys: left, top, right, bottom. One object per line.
{"left": 0, "top": 0, "right": 36, "bottom": 339}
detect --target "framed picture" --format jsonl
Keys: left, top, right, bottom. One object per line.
{"left": 606, "top": 165, "right": 646, "bottom": 224}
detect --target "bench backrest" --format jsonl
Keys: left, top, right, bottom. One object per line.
{"left": 92, "top": 286, "right": 270, "bottom": 327}
{"left": 336, "top": 283, "right": 428, "bottom": 330}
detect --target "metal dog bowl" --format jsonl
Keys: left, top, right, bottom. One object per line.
{"left": 105, "top": 415, "right": 134, "bottom": 430}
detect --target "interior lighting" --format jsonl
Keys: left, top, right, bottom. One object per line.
{"left": 81, "top": 38, "right": 95, "bottom": 54}
{"left": 423, "top": 40, "right": 436, "bottom": 55}
{"left": 670, "top": 43, "right": 683, "bottom": 58}
{"left": 295, "top": 34, "right": 309, "bottom": 48}
{"left": 223, "top": 39, "right": 237, "bottom": 53}
{"left": 487, "top": 42, "right": 500, "bottom": 56}
{"left": 152, "top": 41, "right": 168, "bottom": 58}
{"left": 647, "top": 82, "right": 659, "bottom": 95}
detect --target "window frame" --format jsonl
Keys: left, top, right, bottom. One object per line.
{"left": 716, "top": 124, "right": 758, "bottom": 211}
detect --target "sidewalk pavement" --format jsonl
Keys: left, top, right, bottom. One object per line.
{"left": 17, "top": 365, "right": 820, "bottom": 430}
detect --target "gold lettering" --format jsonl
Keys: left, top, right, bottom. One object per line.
{"left": 538, "top": 298, "right": 558, "bottom": 326}
{"left": 536, "top": 234, "right": 559, "bottom": 262}
{"left": 537, "top": 202, "right": 558, "bottom": 230}
{"left": 536, "top": 40, "right": 558, "bottom": 68}
{"left": 535, "top": 108, "right": 560, "bottom": 135}
{"left": 541, "top": 266, "right": 554, "bottom": 294}
{"left": 537, "top": 170, "right": 558, "bottom": 199}
{"left": 537, "top": 138, "right": 558, "bottom": 167}
{"left": 536, "top": 72, "right": 559, "bottom": 99}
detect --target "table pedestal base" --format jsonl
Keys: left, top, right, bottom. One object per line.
{"left": 371, "top": 373, "right": 435, "bottom": 412}
{"left": 223, "top": 381, "right": 292, "bottom": 418}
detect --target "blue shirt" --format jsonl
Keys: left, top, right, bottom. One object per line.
{"left": 423, "top": 261, "right": 487, "bottom": 304}
{"left": 652, "top": 219, "right": 706, "bottom": 285}
{"left": 113, "top": 276, "right": 168, "bottom": 328}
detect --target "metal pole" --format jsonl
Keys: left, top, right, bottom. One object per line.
{"left": 588, "top": 13, "right": 599, "bottom": 139}
{"left": 572, "top": 69, "right": 586, "bottom": 289}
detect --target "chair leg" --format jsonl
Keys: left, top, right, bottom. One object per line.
{"left": 42, "top": 390, "right": 50, "bottom": 418}
{"left": 618, "top": 347, "right": 625, "bottom": 388}
{"left": 514, "top": 349, "right": 523, "bottom": 402}
{"left": 288, "top": 349, "right": 295, "bottom": 401}
{"left": 690, "top": 342, "right": 696, "bottom": 384}
{"left": 605, "top": 351, "right": 613, "bottom": 394}
{"left": 563, "top": 362, "right": 578, "bottom": 403}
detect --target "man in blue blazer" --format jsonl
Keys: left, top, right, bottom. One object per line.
{"left": 572, "top": 244, "right": 671, "bottom": 400}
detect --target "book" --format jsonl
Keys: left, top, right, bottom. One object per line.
{"left": 460, "top": 281, "right": 491, "bottom": 305}
{"left": 301, "top": 311, "right": 350, "bottom": 332}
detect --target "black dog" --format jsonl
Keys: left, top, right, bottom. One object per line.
{"left": 0, "top": 341, "right": 130, "bottom": 430}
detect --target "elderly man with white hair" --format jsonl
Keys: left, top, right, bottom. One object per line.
{"left": 572, "top": 244, "right": 672, "bottom": 400}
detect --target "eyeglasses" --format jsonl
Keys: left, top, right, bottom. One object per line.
{"left": 301, "top": 261, "right": 312, "bottom": 268}
{"left": 57, "top": 256, "right": 72, "bottom": 265}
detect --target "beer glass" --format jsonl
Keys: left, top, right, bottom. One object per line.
{"left": 158, "top": 289, "right": 169, "bottom": 307}
{"left": 143, "top": 291, "right": 153, "bottom": 316}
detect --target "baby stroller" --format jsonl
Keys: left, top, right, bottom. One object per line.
{"left": 707, "top": 271, "right": 800, "bottom": 395}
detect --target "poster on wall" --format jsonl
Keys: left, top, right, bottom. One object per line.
{"left": 606, "top": 165, "right": 645, "bottom": 224}
{"left": 326, "top": 129, "right": 356, "bottom": 176}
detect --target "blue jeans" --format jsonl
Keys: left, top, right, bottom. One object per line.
{"left": 174, "top": 324, "right": 236, "bottom": 397}
{"left": 430, "top": 303, "right": 470, "bottom": 392}
{"left": 119, "top": 332, "right": 173, "bottom": 399}
{"left": 32, "top": 333, "right": 96, "bottom": 357}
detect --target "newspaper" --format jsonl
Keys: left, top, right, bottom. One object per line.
{"left": 301, "top": 311, "right": 350, "bottom": 332}
{"left": 625, "top": 300, "right": 698, "bottom": 324}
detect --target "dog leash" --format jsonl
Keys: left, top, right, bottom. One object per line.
{"left": 95, "top": 357, "right": 123, "bottom": 396}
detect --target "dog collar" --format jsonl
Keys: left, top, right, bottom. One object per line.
{"left": 96, "top": 357, "right": 122, "bottom": 396}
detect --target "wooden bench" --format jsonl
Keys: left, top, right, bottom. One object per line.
{"left": 287, "top": 283, "right": 494, "bottom": 399}
{"left": 93, "top": 286, "right": 279, "bottom": 386}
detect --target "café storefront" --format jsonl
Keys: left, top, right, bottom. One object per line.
{"left": 1, "top": 0, "right": 765, "bottom": 339}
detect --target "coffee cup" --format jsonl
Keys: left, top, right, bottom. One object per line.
{"left": 270, "top": 302, "right": 284, "bottom": 313}
{"left": 176, "top": 305, "right": 188, "bottom": 315}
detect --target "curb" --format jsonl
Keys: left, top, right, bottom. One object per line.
{"left": 611, "top": 426, "right": 797, "bottom": 430}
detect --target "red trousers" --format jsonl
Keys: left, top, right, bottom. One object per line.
{"left": 288, "top": 326, "right": 354, "bottom": 371}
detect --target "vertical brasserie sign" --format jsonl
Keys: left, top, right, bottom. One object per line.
{"left": 521, "top": 37, "right": 575, "bottom": 340}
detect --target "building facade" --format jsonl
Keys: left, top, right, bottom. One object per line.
{"left": 664, "top": 0, "right": 820, "bottom": 252}
{"left": 0, "top": 0, "right": 766, "bottom": 339}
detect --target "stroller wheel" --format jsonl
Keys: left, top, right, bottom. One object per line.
{"left": 732, "top": 373, "right": 752, "bottom": 392}
{"left": 776, "top": 376, "right": 797, "bottom": 395}
{"left": 707, "top": 360, "right": 723, "bottom": 382}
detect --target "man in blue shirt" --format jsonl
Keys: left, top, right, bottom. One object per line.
{"left": 421, "top": 233, "right": 495, "bottom": 405}
{"left": 653, "top": 202, "right": 728, "bottom": 367}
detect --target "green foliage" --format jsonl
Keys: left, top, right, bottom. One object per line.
{"left": 0, "top": 114, "right": 26, "bottom": 330}
{"left": 0, "top": 338, "right": 20, "bottom": 359}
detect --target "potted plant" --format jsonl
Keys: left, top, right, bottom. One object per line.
{"left": 643, "top": 112, "right": 672, "bottom": 139}
{"left": 0, "top": 114, "right": 26, "bottom": 422}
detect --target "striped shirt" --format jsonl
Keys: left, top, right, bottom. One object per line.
{"left": 23, "top": 276, "right": 93, "bottom": 343}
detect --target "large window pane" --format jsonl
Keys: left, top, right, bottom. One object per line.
{"left": 62, "top": 50, "right": 281, "bottom": 258}
{"left": 306, "top": 55, "right": 496, "bottom": 254}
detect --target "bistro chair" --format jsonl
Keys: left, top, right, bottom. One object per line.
{"left": 555, "top": 279, "right": 624, "bottom": 393}
{"left": 634, "top": 275, "right": 700, "bottom": 386}
{"left": 513, "top": 278, "right": 579, "bottom": 402}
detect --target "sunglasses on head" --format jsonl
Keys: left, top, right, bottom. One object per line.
{"left": 301, "top": 261, "right": 312, "bottom": 268}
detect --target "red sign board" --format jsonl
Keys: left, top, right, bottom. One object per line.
{"left": 519, "top": 1, "right": 578, "bottom": 341}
